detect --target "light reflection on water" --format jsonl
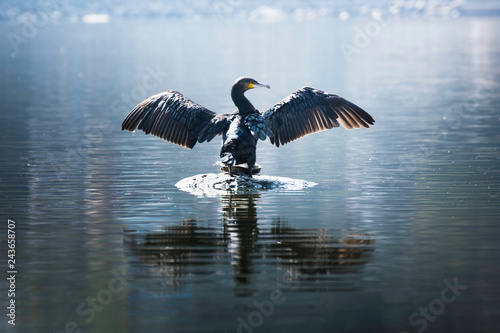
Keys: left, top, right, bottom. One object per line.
{"left": 125, "top": 194, "right": 374, "bottom": 297}
{"left": 1, "top": 16, "right": 499, "bottom": 333}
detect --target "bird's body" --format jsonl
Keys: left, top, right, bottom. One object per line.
{"left": 219, "top": 112, "right": 260, "bottom": 176}
{"left": 122, "top": 77, "right": 375, "bottom": 178}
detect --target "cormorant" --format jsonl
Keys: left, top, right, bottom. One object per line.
{"left": 122, "top": 77, "right": 375, "bottom": 177}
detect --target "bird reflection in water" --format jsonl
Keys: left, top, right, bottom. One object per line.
{"left": 125, "top": 194, "right": 374, "bottom": 297}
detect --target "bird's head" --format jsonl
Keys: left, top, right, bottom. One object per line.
{"left": 232, "top": 77, "right": 270, "bottom": 93}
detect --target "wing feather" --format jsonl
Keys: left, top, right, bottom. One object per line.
{"left": 297, "top": 111, "right": 308, "bottom": 137}
{"left": 336, "top": 107, "right": 354, "bottom": 129}
{"left": 243, "top": 113, "right": 273, "bottom": 141}
{"left": 162, "top": 116, "right": 175, "bottom": 141}
{"left": 122, "top": 90, "right": 217, "bottom": 149}
{"left": 157, "top": 115, "right": 168, "bottom": 140}
{"left": 263, "top": 87, "right": 374, "bottom": 147}
{"left": 197, "top": 114, "right": 232, "bottom": 144}
{"left": 342, "top": 105, "right": 366, "bottom": 128}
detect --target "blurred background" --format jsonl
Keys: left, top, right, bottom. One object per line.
{"left": 1, "top": 0, "right": 499, "bottom": 21}
{"left": 1, "top": 1, "right": 500, "bottom": 332}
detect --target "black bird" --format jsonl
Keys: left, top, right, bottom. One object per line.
{"left": 122, "top": 77, "right": 375, "bottom": 177}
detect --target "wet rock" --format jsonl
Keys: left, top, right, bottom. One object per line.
{"left": 175, "top": 173, "right": 317, "bottom": 197}
{"left": 220, "top": 163, "right": 262, "bottom": 176}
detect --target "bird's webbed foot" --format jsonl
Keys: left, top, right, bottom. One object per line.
{"left": 245, "top": 164, "right": 253, "bottom": 178}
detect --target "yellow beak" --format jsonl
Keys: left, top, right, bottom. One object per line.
{"left": 249, "top": 82, "right": 270, "bottom": 89}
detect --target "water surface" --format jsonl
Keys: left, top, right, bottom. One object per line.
{"left": 1, "top": 16, "right": 499, "bottom": 333}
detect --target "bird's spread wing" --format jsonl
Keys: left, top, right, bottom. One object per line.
{"left": 244, "top": 113, "right": 273, "bottom": 141}
{"left": 262, "top": 87, "right": 375, "bottom": 147}
{"left": 122, "top": 90, "right": 216, "bottom": 149}
{"left": 198, "top": 114, "right": 232, "bottom": 144}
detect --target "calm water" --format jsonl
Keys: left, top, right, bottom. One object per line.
{"left": 1, "top": 16, "right": 499, "bottom": 333}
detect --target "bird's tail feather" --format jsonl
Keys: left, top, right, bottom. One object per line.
{"left": 220, "top": 153, "right": 235, "bottom": 167}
